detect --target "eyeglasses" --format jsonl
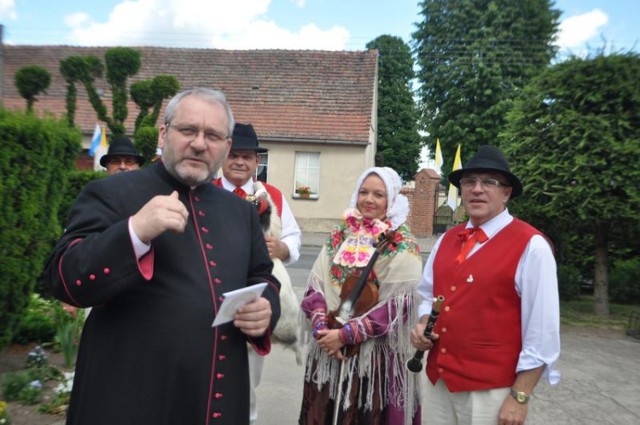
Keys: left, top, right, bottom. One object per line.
{"left": 459, "top": 177, "right": 510, "bottom": 190}
{"left": 167, "top": 123, "right": 228, "bottom": 144}
{"left": 105, "top": 156, "right": 138, "bottom": 166}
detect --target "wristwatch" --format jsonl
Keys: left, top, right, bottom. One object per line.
{"left": 510, "top": 388, "right": 530, "bottom": 404}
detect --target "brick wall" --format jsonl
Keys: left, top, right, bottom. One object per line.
{"left": 403, "top": 168, "right": 441, "bottom": 237}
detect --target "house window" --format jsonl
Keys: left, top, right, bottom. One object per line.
{"left": 256, "top": 152, "right": 268, "bottom": 182}
{"left": 294, "top": 152, "right": 320, "bottom": 199}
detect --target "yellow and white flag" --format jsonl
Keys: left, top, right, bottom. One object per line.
{"left": 446, "top": 144, "right": 462, "bottom": 211}
{"left": 434, "top": 138, "right": 444, "bottom": 173}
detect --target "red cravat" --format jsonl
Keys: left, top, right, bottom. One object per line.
{"left": 456, "top": 227, "right": 488, "bottom": 263}
{"left": 233, "top": 186, "right": 247, "bottom": 199}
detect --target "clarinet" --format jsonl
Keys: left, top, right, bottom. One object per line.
{"left": 406, "top": 295, "right": 445, "bottom": 373}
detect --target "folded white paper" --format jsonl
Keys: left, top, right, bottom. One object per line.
{"left": 211, "top": 282, "right": 268, "bottom": 327}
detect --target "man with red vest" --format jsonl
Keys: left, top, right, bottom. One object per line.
{"left": 213, "top": 123, "right": 302, "bottom": 425}
{"left": 411, "top": 145, "right": 560, "bottom": 425}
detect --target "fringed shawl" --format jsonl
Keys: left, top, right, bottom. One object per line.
{"left": 301, "top": 221, "right": 423, "bottom": 425}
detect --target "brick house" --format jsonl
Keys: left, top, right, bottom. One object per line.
{"left": 1, "top": 38, "right": 440, "bottom": 235}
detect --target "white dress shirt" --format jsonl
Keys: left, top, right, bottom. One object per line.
{"left": 219, "top": 176, "right": 301, "bottom": 266}
{"left": 417, "top": 209, "right": 560, "bottom": 385}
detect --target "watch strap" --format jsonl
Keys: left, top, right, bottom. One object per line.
{"left": 510, "top": 388, "right": 530, "bottom": 404}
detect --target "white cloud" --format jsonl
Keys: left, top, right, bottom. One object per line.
{"left": 291, "top": 0, "right": 306, "bottom": 7}
{"left": 0, "top": 0, "right": 17, "bottom": 20}
{"left": 64, "top": 12, "right": 91, "bottom": 28}
{"left": 63, "top": 0, "right": 348, "bottom": 50}
{"left": 213, "top": 21, "right": 349, "bottom": 50}
{"left": 556, "top": 8, "right": 609, "bottom": 49}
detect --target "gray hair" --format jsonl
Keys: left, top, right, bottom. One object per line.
{"left": 164, "top": 88, "right": 235, "bottom": 137}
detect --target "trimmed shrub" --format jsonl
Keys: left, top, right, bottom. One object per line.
{"left": 57, "top": 169, "right": 105, "bottom": 227}
{"left": 134, "top": 125, "right": 159, "bottom": 166}
{"left": 0, "top": 109, "right": 81, "bottom": 348}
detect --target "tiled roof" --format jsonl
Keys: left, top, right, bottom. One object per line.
{"left": 2, "top": 45, "right": 377, "bottom": 144}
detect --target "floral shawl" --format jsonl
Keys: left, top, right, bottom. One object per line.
{"left": 300, "top": 212, "right": 423, "bottom": 424}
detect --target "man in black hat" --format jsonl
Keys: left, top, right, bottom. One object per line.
{"left": 410, "top": 145, "right": 560, "bottom": 425}
{"left": 99, "top": 137, "right": 145, "bottom": 175}
{"left": 213, "top": 123, "right": 301, "bottom": 267}
{"left": 213, "top": 123, "right": 301, "bottom": 425}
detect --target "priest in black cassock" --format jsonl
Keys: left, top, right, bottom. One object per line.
{"left": 44, "top": 88, "right": 281, "bottom": 425}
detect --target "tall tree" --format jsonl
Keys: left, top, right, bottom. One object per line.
{"left": 15, "top": 65, "right": 51, "bottom": 112}
{"left": 413, "top": 0, "right": 560, "bottom": 172}
{"left": 366, "top": 35, "right": 422, "bottom": 180}
{"left": 501, "top": 52, "right": 640, "bottom": 316}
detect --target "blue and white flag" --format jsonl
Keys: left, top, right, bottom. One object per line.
{"left": 89, "top": 124, "right": 103, "bottom": 157}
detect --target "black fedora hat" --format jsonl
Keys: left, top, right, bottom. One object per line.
{"left": 99, "top": 137, "right": 145, "bottom": 167}
{"left": 449, "top": 145, "right": 523, "bottom": 198}
{"left": 232, "top": 123, "right": 268, "bottom": 153}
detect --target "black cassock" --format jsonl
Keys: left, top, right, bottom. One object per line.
{"left": 45, "top": 162, "right": 281, "bottom": 425}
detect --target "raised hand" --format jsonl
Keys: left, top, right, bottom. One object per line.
{"left": 130, "top": 191, "right": 189, "bottom": 243}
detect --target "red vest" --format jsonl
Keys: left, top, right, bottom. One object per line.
{"left": 426, "top": 219, "right": 540, "bottom": 392}
{"left": 212, "top": 177, "right": 283, "bottom": 218}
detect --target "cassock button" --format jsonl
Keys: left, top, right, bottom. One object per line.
{"left": 215, "top": 392, "right": 223, "bottom": 399}
{"left": 198, "top": 211, "right": 205, "bottom": 217}
{"left": 89, "top": 274, "right": 96, "bottom": 280}
{"left": 206, "top": 244, "right": 213, "bottom": 250}
{"left": 194, "top": 196, "right": 200, "bottom": 202}
{"left": 209, "top": 260, "right": 217, "bottom": 267}
{"left": 440, "top": 348, "right": 447, "bottom": 354}
{"left": 103, "top": 267, "right": 110, "bottom": 274}
{"left": 76, "top": 279, "right": 82, "bottom": 286}
{"left": 221, "top": 335, "right": 228, "bottom": 341}
{"left": 212, "top": 412, "right": 222, "bottom": 418}
{"left": 218, "top": 354, "right": 226, "bottom": 361}
{"left": 218, "top": 296, "right": 224, "bottom": 302}
{"left": 441, "top": 327, "right": 447, "bottom": 333}
{"left": 450, "top": 285, "right": 457, "bottom": 292}
{"left": 216, "top": 373, "right": 224, "bottom": 379}
{"left": 438, "top": 367, "right": 445, "bottom": 374}
{"left": 201, "top": 226, "right": 209, "bottom": 233}
{"left": 444, "top": 306, "right": 451, "bottom": 312}
{"left": 214, "top": 278, "right": 222, "bottom": 284}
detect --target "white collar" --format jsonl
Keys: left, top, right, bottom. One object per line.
{"left": 466, "top": 208, "right": 513, "bottom": 239}
{"left": 220, "top": 175, "right": 254, "bottom": 194}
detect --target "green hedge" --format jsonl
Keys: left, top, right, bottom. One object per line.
{"left": 57, "top": 169, "right": 106, "bottom": 226}
{"left": 0, "top": 109, "right": 81, "bottom": 348}
{"left": 609, "top": 258, "right": 640, "bottom": 304}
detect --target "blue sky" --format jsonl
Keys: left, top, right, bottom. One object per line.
{"left": 1, "top": 0, "right": 639, "bottom": 55}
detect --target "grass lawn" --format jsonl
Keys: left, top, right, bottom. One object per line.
{"left": 560, "top": 295, "right": 640, "bottom": 330}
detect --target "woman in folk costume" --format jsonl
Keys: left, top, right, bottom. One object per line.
{"left": 298, "top": 167, "right": 423, "bottom": 425}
